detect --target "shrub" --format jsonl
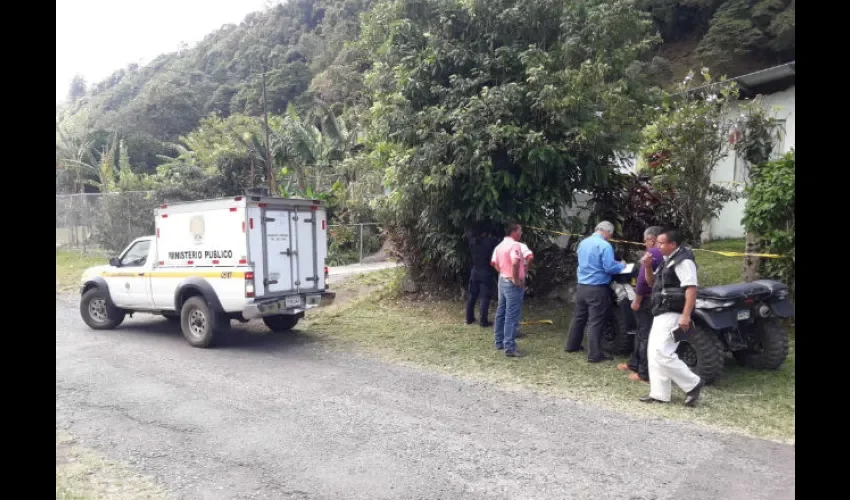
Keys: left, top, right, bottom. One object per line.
{"left": 586, "top": 171, "right": 685, "bottom": 256}
{"left": 742, "top": 149, "right": 795, "bottom": 292}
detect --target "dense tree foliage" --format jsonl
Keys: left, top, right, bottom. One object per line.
{"left": 56, "top": 0, "right": 794, "bottom": 286}
{"left": 56, "top": 0, "right": 794, "bottom": 188}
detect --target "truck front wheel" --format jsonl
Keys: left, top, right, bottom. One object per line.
{"left": 180, "top": 297, "right": 228, "bottom": 348}
{"left": 262, "top": 314, "right": 300, "bottom": 333}
{"left": 80, "top": 288, "right": 125, "bottom": 330}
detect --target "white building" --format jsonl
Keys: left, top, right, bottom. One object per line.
{"left": 705, "top": 62, "right": 795, "bottom": 240}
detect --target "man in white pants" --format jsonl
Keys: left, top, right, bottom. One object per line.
{"left": 639, "top": 229, "right": 705, "bottom": 406}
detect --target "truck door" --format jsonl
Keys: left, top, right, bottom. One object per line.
{"left": 263, "top": 209, "right": 296, "bottom": 294}
{"left": 109, "top": 238, "right": 155, "bottom": 308}
{"left": 295, "top": 207, "right": 319, "bottom": 292}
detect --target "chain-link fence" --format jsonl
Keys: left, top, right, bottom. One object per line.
{"left": 327, "top": 223, "right": 385, "bottom": 266}
{"left": 56, "top": 192, "right": 160, "bottom": 254}
{"left": 57, "top": 192, "right": 385, "bottom": 264}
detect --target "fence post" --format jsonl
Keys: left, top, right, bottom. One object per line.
{"left": 359, "top": 223, "right": 364, "bottom": 264}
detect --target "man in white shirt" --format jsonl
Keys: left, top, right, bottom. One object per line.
{"left": 640, "top": 229, "right": 704, "bottom": 406}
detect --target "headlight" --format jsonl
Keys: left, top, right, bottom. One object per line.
{"left": 695, "top": 298, "right": 735, "bottom": 309}
{"left": 774, "top": 290, "right": 788, "bottom": 300}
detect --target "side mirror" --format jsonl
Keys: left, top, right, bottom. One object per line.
{"left": 109, "top": 257, "right": 121, "bottom": 267}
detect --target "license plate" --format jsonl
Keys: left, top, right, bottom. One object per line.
{"left": 736, "top": 310, "right": 751, "bottom": 321}
{"left": 285, "top": 295, "right": 302, "bottom": 308}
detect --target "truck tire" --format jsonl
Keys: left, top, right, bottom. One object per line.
{"left": 263, "top": 315, "right": 300, "bottom": 333}
{"left": 600, "top": 303, "right": 632, "bottom": 355}
{"left": 180, "top": 296, "right": 228, "bottom": 348}
{"left": 733, "top": 319, "right": 789, "bottom": 370}
{"left": 675, "top": 323, "right": 725, "bottom": 385}
{"left": 80, "top": 287, "right": 125, "bottom": 330}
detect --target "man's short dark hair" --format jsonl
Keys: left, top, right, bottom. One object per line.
{"left": 505, "top": 222, "right": 521, "bottom": 235}
{"left": 661, "top": 229, "right": 684, "bottom": 246}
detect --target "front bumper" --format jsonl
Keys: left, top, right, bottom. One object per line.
{"left": 242, "top": 291, "right": 336, "bottom": 319}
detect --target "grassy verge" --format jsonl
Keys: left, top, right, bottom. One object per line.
{"left": 57, "top": 430, "right": 170, "bottom": 500}
{"left": 694, "top": 238, "right": 751, "bottom": 287}
{"left": 307, "top": 239, "right": 795, "bottom": 442}
{"left": 56, "top": 250, "right": 106, "bottom": 293}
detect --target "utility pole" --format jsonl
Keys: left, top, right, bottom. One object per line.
{"left": 261, "top": 67, "right": 275, "bottom": 194}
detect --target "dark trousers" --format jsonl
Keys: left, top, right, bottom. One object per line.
{"left": 565, "top": 284, "right": 611, "bottom": 360}
{"left": 627, "top": 298, "right": 652, "bottom": 381}
{"left": 466, "top": 267, "right": 495, "bottom": 325}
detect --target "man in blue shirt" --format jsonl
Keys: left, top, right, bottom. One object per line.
{"left": 565, "top": 221, "right": 626, "bottom": 362}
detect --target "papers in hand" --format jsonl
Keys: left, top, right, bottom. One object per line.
{"left": 618, "top": 263, "right": 634, "bottom": 275}
{"left": 670, "top": 325, "right": 690, "bottom": 343}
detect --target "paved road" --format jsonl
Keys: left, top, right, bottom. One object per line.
{"left": 56, "top": 295, "right": 794, "bottom": 500}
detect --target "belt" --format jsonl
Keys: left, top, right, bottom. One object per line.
{"left": 499, "top": 276, "right": 523, "bottom": 285}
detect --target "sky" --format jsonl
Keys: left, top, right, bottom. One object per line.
{"left": 56, "top": 0, "right": 269, "bottom": 103}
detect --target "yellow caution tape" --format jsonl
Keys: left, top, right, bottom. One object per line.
{"left": 692, "top": 249, "right": 784, "bottom": 258}
{"left": 526, "top": 226, "right": 784, "bottom": 259}
{"left": 520, "top": 319, "right": 554, "bottom": 326}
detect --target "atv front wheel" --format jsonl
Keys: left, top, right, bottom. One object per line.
{"left": 676, "top": 323, "right": 725, "bottom": 385}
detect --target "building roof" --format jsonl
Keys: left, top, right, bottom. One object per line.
{"left": 677, "top": 61, "right": 795, "bottom": 99}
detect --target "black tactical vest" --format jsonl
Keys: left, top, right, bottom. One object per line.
{"left": 650, "top": 247, "right": 697, "bottom": 316}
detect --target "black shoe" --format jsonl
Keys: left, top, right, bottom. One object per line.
{"left": 587, "top": 354, "right": 614, "bottom": 363}
{"left": 480, "top": 321, "right": 492, "bottom": 328}
{"left": 639, "top": 396, "right": 666, "bottom": 403}
{"left": 466, "top": 320, "right": 476, "bottom": 325}
{"left": 495, "top": 344, "right": 504, "bottom": 350}
{"left": 684, "top": 379, "right": 705, "bottom": 407}
{"left": 505, "top": 350, "right": 525, "bottom": 358}
{"left": 565, "top": 346, "right": 585, "bottom": 353}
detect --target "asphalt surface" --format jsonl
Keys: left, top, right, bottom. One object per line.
{"left": 56, "top": 293, "right": 795, "bottom": 500}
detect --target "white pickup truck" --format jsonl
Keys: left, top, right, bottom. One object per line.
{"left": 78, "top": 191, "right": 335, "bottom": 347}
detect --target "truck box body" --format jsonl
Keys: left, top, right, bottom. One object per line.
{"left": 154, "top": 194, "right": 328, "bottom": 311}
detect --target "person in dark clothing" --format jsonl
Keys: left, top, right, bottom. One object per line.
{"left": 466, "top": 227, "right": 500, "bottom": 327}
{"left": 619, "top": 226, "right": 664, "bottom": 383}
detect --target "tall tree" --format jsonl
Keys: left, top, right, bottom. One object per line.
{"left": 67, "top": 74, "right": 87, "bottom": 102}
{"left": 639, "top": 69, "right": 740, "bottom": 246}
{"left": 359, "top": 0, "right": 662, "bottom": 285}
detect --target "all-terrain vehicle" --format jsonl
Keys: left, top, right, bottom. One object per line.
{"left": 601, "top": 275, "right": 794, "bottom": 384}
{"left": 680, "top": 279, "right": 794, "bottom": 383}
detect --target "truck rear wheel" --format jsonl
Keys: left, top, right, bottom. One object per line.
{"left": 262, "top": 314, "right": 300, "bottom": 333}
{"left": 180, "top": 297, "right": 228, "bottom": 348}
{"left": 80, "top": 288, "right": 125, "bottom": 330}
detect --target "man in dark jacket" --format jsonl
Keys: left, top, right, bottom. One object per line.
{"left": 466, "top": 226, "right": 500, "bottom": 327}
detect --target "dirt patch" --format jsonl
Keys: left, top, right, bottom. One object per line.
{"left": 317, "top": 268, "right": 402, "bottom": 315}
